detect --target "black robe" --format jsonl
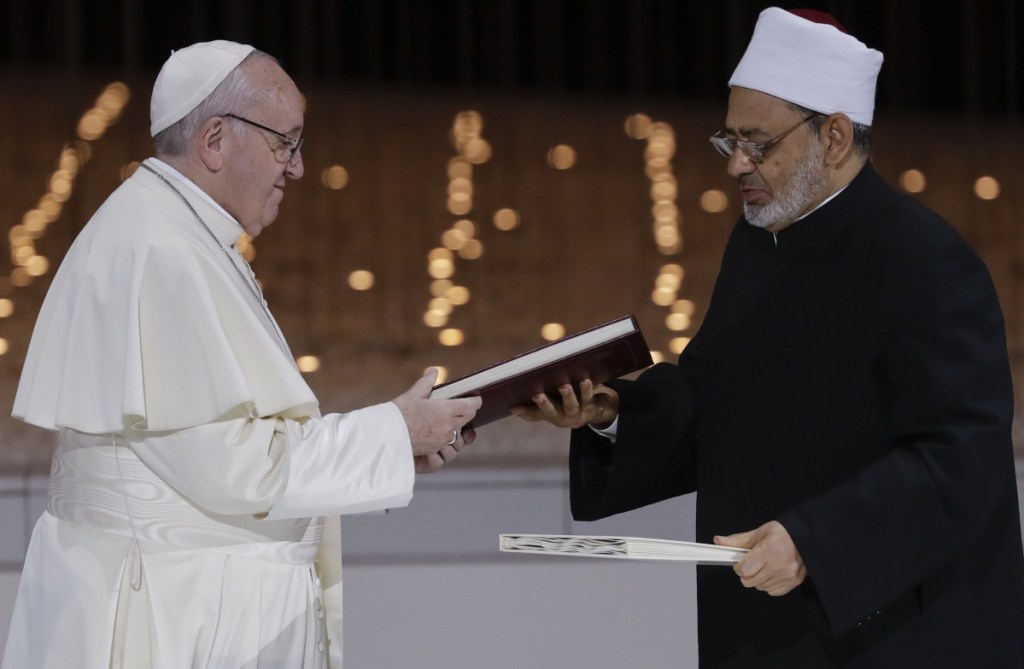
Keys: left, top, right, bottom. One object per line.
{"left": 570, "top": 164, "right": 1024, "bottom": 667}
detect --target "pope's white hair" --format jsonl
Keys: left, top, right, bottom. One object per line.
{"left": 153, "top": 49, "right": 277, "bottom": 158}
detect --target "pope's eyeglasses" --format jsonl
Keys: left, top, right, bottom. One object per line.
{"left": 222, "top": 113, "right": 304, "bottom": 163}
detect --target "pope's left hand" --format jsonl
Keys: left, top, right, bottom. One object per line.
{"left": 714, "top": 520, "right": 807, "bottom": 597}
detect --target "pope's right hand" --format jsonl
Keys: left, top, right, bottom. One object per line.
{"left": 391, "top": 368, "right": 481, "bottom": 473}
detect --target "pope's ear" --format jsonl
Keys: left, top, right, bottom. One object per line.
{"left": 197, "top": 116, "right": 226, "bottom": 170}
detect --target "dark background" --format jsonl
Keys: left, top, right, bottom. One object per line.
{"left": 1, "top": 0, "right": 1020, "bottom": 117}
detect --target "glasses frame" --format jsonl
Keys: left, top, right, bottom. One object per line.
{"left": 709, "top": 114, "right": 822, "bottom": 164}
{"left": 222, "top": 113, "right": 303, "bottom": 163}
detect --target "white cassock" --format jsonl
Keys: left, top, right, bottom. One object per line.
{"left": 2, "top": 158, "right": 415, "bottom": 669}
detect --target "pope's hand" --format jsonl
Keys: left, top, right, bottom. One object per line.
{"left": 715, "top": 521, "right": 807, "bottom": 597}
{"left": 510, "top": 378, "right": 619, "bottom": 429}
{"left": 392, "top": 368, "right": 480, "bottom": 473}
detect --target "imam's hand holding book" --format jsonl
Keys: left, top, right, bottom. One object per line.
{"left": 430, "top": 314, "right": 653, "bottom": 427}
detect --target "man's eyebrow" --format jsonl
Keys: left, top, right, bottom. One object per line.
{"left": 725, "top": 123, "right": 768, "bottom": 139}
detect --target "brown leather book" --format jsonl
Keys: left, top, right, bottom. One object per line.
{"left": 430, "top": 314, "right": 653, "bottom": 427}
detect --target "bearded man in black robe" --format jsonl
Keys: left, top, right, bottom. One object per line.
{"left": 516, "top": 7, "right": 1024, "bottom": 668}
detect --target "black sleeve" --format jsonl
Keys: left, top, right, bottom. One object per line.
{"left": 569, "top": 340, "right": 701, "bottom": 521}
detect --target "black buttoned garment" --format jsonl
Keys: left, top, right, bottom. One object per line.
{"left": 569, "top": 164, "right": 1024, "bottom": 668}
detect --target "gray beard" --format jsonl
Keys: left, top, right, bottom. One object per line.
{"left": 742, "top": 142, "right": 828, "bottom": 230}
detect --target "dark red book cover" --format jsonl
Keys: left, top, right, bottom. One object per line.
{"left": 431, "top": 314, "right": 653, "bottom": 427}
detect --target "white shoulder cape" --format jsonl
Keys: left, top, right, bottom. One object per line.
{"left": 14, "top": 159, "right": 319, "bottom": 433}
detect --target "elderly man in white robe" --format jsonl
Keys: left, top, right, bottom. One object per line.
{"left": 2, "top": 40, "right": 481, "bottom": 669}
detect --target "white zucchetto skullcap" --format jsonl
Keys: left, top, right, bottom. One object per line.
{"left": 728, "top": 8, "right": 883, "bottom": 126}
{"left": 150, "top": 40, "right": 255, "bottom": 137}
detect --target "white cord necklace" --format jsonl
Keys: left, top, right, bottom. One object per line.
{"left": 140, "top": 162, "right": 288, "bottom": 352}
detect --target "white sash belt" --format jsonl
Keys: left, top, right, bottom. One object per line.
{"left": 48, "top": 429, "right": 323, "bottom": 565}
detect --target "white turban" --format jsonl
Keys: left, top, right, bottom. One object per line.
{"left": 729, "top": 8, "right": 883, "bottom": 126}
{"left": 150, "top": 40, "right": 255, "bottom": 137}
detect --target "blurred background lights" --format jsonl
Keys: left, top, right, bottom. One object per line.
{"left": 76, "top": 82, "right": 130, "bottom": 142}
{"left": 423, "top": 310, "right": 448, "bottom": 328}
{"left": 236, "top": 234, "right": 256, "bottom": 262}
{"left": 428, "top": 248, "right": 455, "bottom": 279}
{"left": 432, "top": 367, "right": 450, "bottom": 384}
{"left": 547, "top": 144, "right": 576, "bottom": 169}
{"left": 322, "top": 165, "right": 349, "bottom": 190}
{"left": 1, "top": 81, "right": 133, "bottom": 356}
{"left": 441, "top": 228, "right": 468, "bottom": 250}
{"left": 974, "top": 176, "right": 1000, "bottom": 200}
{"left": 73, "top": 140, "right": 92, "bottom": 162}
{"left": 446, "top": 285, "right": 470, "bottom": 305}
{"left": 540, "top": 322, "right": 566, "bottom": 341}
{"left": 447, "top": 156, "right": 472, "bottom": 179}
{"left": 446, "top": 197, "right": 472, "bottom": 216}
{"left": 899, "top": 169, "right": 927, "bottom": 193}
{"left": 347, "top": 270, "right": 374, "bottom": 291}
{"left": 654, "top": 226, "right": 680, "bottom": 248}
{"left": 666, "top": 312, "right": 691, "bottom": 331}
{"left": 97, "top": 82, "right": 129, "bottom": 114}
{"left": 493, "top": 208, "right": 519, "bottom": 231}
{"left": 651, "top": 180, "right": 677, "bottom": 200}
{"left": 77, "top": 112, "right": 106, "bottom": 141}
{"left": 9, "top": 226, "right": 27, "bottom": 245}
{"left": 655, "top": 272, "right": 681, "bottom": 291}
{"left": 672, "top": 299, "right": 695, "bottom": 316}
{"left": 651, "top": 287, "right": 676, "bottom": 306}
{"left": 431, "top": 116, "right": 494, "bottom": 329}
{"left": 448, "top": 177, "right": 473, "bottom": 197}
{"left": 428, "top": 261, "right": 454, "bottom": 280}
{"left": 120, "top": 161, "right": 140, "bottom": 182}
{"left": 26, "top": 256, "right": 49, "bottom": 277}
{"left": 452, "top": 110, "right": 482, "bottom": 139}
{"left": 461, "top": 137, "right": 492, "bottom": 164}
{"left": 700, "top": 189, "right": 729, "bottom": 213}
{"left": 629, "top": 114, "right": 690, "bottom": 348}
{"left": 451, "top": 111, "right": 492, "bottom": 165}
{"left": 49, "top": 173, "right": 72, "bottom": 197}
{"left": 634, "top": 116, "right": 681, "bottom": 257}
{"left": 38, "top": 195, "right": 62, "bottom": 220}
{"left": 430, "top": 279, "right": 454, "bottom": 297}
{"left": 457, "top": 238, "right": 484, "bottom": 260}
{"left": 660, "top": 263, "right": 684, "bottom": 277}
{"left": 59, "top": 149, "right": 80, "bottom": 173}
{"left": 439, "top": 328, "right": 464, "bottom": 346}
{"left": 670, "top": 337, "right": 692, "bottom": 355}
{"left": 296, "top": 355, "right": 321, "bottom": 373}
{"left": 624, "top": 113, "right": 653, "bottom": 140}
{"left": 429, "top": 297, "right": 453, "bottom": 315}
{"left": 13, "top": 246, "right": 33, "bottom": 264}
{"left": 453, "top": 219, "right": 477, "bottom": 237}
{"left": 647, "top": 122, "right": 675, "bottom": 152}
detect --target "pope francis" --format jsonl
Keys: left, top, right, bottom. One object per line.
{"left": 2, "top": 40, "right": 481, "bottom": 669}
